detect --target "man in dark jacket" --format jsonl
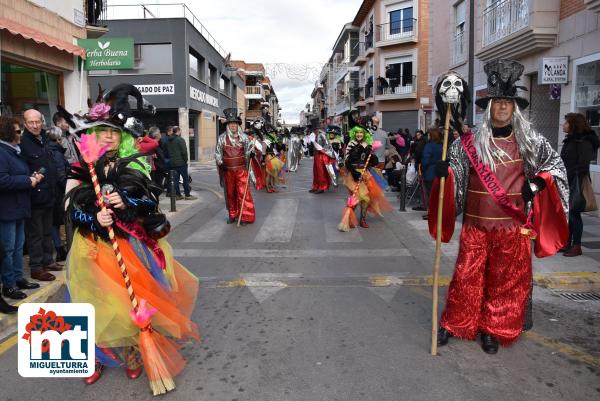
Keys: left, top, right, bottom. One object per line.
{"left": 19, "top": 109, "right": 60, "bottom": 281}
{"left": 166, "top": 126, "right": 196, "bottom": 200}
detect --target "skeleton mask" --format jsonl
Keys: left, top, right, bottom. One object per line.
{"left": 439, "top": 74, "right": 463, "bottom": 104}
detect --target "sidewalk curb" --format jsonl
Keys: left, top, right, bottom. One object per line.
{"left": 533, "top": 271, "right": 600, "bottom": 290}
{"left": 0, "top": 272, "right": 65, "bottom": 340}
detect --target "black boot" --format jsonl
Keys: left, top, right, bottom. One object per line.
{"left": 438, "top": 327, "right": 453, "bottom": 346}
{"left": 481, "top": 334, "right": 499, "bottom": 354}
{"left": 0, "top": 295, "right": 18, "bottom": 314}
{"left": 55, "top": 246, "right": 68, "bottom": 262}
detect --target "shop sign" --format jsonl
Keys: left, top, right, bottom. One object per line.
{"left": 539, "top": 57, "right": 568, "bottom": 84}
{"left": 77, "top": 38, "right": 134, "bottom": 70}
{"left": 135, "top": 84, "right": 175, "bottom": 95}
{"left": 190, "top": 86, "right": 219, "bottom": 108}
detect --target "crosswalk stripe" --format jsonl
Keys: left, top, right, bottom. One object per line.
{"left": 184, "top": 208, "right": 228, "bottom": 242}
{"left": 254, "top": 199, "right": 299, "bottom": 243}
{"left": 322, "top": 201, "right": 362, "bottom": 243}
{"left": 173, "top": 248, "right": 411, "bottom": 258}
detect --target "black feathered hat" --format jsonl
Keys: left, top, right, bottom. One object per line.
{"left": 475, "top": 59, "right": 529, "bottom": 110}
{"left": 223, "top": 108, "right": 242, "bottom": 124}
{"left": 57, "top": 83, "right": 156, "bottom": 137}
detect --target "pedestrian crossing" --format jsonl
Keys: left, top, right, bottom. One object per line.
{"left": 173, "top": 194, "right": 457, "bottom": 260}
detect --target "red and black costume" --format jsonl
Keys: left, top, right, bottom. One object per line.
{"left": 430, "top": 61, "right": 569, "bottom": 350}
{"left": 216, "top": 109, "right": 256, "bottom": 224}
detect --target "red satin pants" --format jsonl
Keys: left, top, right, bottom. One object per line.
{"left": 311, "top": 152, "right": 330, "bottom": 191}
{"left": 224, "top": 168, "right": 255, "bottom": 223}
{"left": 441, "top": 224, "right": 532, "bottom": 345}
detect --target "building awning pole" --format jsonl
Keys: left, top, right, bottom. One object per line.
{"left": 79, "top": 57, "right": 84, "bottom": 112}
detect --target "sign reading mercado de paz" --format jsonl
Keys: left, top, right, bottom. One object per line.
{"left": 77, "top": 38, "right": 134, "bottom": 70}
{"left": 539, "top": 56, "right": 569, "bottom": 84}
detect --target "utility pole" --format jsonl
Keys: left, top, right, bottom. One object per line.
{"left": 467, "top": 0, "right": 475, "bottom": 124}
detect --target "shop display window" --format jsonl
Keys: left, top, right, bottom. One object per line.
{"left": 1, "top": 61, "right": 59, "bottom": 125}
{"left": 575, "top": 58, "right": 600, "bottom": 164}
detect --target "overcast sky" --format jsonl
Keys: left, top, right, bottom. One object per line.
{"left": 107, "top": 0, "right": 363, "bottom": 123}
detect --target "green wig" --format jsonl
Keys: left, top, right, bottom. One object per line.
{"left": 87, "top": 127, "right": 151, "bottom": 177}
{"left": 348, "top": 126, "right": 373, "bottom": 145}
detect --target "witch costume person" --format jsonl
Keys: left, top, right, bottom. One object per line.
{"left": 429, "top": 60, "right": 568, "bottom": 354}
{"left": 62, "top": 84, "right": 199, "bottom": 392}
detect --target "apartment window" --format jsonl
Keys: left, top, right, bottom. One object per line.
{"left": 453, "top": 1, "right": 466, "bottom": 64}
{"left": 90, "top": 43, "right": 173, "bottom": 76}
{"left": 382, "top": 56, "right": 414, "bottom": 94}
{"left": 389, "top": 6, "right": 413, "bottom": 35}
{"left": 189, "top": 49, "right": 206, "bottom": 81}
{"left": 344, "top": 38, "right": 351, "bottom": 63}
{"left": 209, "top": 64, "right": 218, "bottom": 88}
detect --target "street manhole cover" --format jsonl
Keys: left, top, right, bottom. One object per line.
{"left": 556, "top": 292, "right": 600, "bottom": 302}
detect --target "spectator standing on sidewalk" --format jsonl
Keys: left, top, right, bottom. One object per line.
{"left": 420, "top": 128, "right": 443, "bottom": 219}
{"left": 147, "top": 127, "right": 168, "bottom": 189}
{"left": 166, "top": 126, "right": 196, "bottom": 200}
{"left": 52, "top": 112, "right": 79, "bottom": 164}
{"left": 369, "top": 116, "right": 389, "bottom": 170}
{"left": 560, "top": 112, "right": 600, "bottom": 257}
{"left": 161, "top": 126, "right": 173, "bottom": 194}
{"left": 19, "top": 109, "right": 60, "bottom": 282}
{"left": 47, "top": 127, "right": 69, "bottom": 262}
{"left": 0, "top": 116, "right": 43, "bottom": 302}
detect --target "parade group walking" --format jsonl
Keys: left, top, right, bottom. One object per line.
{"left": 1, "top": 57, "right": 597, "bottom": 395}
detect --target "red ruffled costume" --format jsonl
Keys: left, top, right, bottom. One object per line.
{"left": 221, "top": 136, "right": 255, "bottom": 223}
{"left": 311, "top": 151, "right": 331, "bottom": 191}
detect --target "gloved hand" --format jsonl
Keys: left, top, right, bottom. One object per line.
{"left": 435, "top": 160, "right": 450, "bottom": 178}
{"left": 521, "top": 176, "right": 546, "bottom": 203}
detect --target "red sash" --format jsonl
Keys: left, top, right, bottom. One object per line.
{"left": 460, "top": 132, "right": 536, "bottom": 238}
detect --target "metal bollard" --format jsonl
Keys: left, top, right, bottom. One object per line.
{"left": 169, "top": 169, "right": 177, "bottom": 212}
{"left": 399, "top": 167, "right": 407, "bottom": 212}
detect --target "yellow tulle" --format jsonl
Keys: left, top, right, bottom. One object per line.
{"left": 66, "top": 231, "right": 199, "bottom": 349}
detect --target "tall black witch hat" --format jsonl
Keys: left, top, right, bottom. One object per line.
{"left": 475, "top": 59, "right": 529, "bottom": 110}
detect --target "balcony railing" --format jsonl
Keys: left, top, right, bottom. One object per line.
{"left": 376, "top": 76, "right": 416, "bottom": 97}
{"left": 352, "top": 42, "right": 367, "bottom": 64}
{"left": 364, "top": 30, "right": 374, "bottom": 50}
{"left": 482, "top": 0, "right": 529, "bottom": 47}
{"left": 103, "top": 3, "right": 228, "bottom": 58}
{"left": 376, "top": 19, "right": 417, "bottom": 43}
{"left": 334, "top": 63, "right": 348, "bottom": 82}
{"left": 452, "top": 31, "right": 466, "bottom": 65}
{"left": 245, "top": 86, "right": 265, "bottom": 99}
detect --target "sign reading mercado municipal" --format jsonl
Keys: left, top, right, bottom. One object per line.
{"left": 77, "top": 38, "right": 134, "bottom": 70}
{"left": 539, "top": 57, "right": 569, "bottom": 84}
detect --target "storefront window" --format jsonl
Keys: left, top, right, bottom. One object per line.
{"left": 1, "top": 61, "right": 59, "bottom": 126}
{"left": 575, "top": 58, "right": 600, "bottom": 163}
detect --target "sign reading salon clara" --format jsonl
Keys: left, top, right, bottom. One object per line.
{"left": 135, "top": 84, "right": 175, "bottom": 95}
{"left": 539, "top": 57, "right": 569, "bottom": 84}
{"left": 78, "top": 38, "right": 134, "bottom": 70}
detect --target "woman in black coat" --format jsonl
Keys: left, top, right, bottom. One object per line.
{"left": 560, "top": 113, "right": 600, "bottom": 257}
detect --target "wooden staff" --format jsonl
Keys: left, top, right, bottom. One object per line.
{"left": 431, "top": 104, "right": 453, "bottom": 356}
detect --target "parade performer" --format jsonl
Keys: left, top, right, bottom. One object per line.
{"left": 247, "top": 118, "right": 266, "bottom": 191}
{"left": 430, "top": 61, "right": 568, "bottom": 354}
{"left": 339, "top": 125, "right": 392, "bottom": 231}
{"left": 62, "top": 84, "right": 199, "bottom": 394}
{"left": 216, "top": 108, "right": 256, "bottom": 225}
{"left": 309, "top": 129, "right": 335, "bottom": 193}
{"left": 264, "top": 125, "right": 285, "bottom": 192}
{"left": 286, "top": 127, "right": 303, "bottom": 172}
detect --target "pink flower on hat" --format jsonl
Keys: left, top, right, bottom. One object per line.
{"left": 88, "top": 103, "right": 111, "bottom": 121}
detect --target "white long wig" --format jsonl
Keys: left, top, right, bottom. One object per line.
{"left": 475, "top": 100, "right": 538, "bottom": 172}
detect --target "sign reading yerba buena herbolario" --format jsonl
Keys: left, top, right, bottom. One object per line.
{"left": 78, "top": 38, "right": 134, "bottom": 70}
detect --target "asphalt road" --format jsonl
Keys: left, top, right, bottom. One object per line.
{"left": 0, "top": 157, "right": 598, "bottom": 401}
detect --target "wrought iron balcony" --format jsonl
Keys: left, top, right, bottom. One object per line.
{"left": 482, "top": 0, "right": 529, "bottom": 47}
{"left": 477, "top": 0, "right": 559, "bottom": 61}
{"left": 352, "top": 42, "right": 368, "bottom": 65}
{"left": 376, "top": 19, "right": 417, "bottom": 46}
